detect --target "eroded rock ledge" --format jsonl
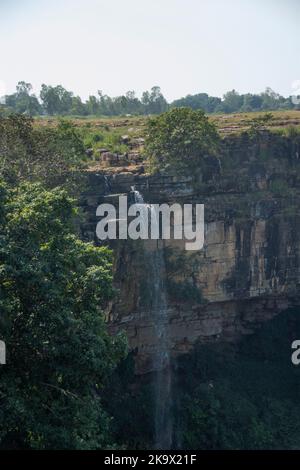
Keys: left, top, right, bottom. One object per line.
{"left": 80, "top": 132, "right": 300, "bottom": 373}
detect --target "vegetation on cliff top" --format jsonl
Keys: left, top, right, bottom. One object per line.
{"left": 0, "top": 115, "right": 87, "bottom": 186}
{"left": 145, "top": 108, "right": 220, "bottom": 174}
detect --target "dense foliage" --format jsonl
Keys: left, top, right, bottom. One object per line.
{"left": 173, "top": 308, "right": 300, "bottom": 449}
{"left": 1, "top": 83, "right": 168, "bottom": 117}
{"left": 0, "top": 183, "right": 126, "bottom": 448}
{"left": 0, "top": 115, "right": 86, "bottom": 186}
{"left": 171, "top": 88, "right": 299, "bottom": 113}
{"left": 106, "top": 308, "right": 300, "bottom": 450}
{"left": 145, "top": 108, "right": 220, "bottom": 173}
{"left": 1, "top": 82, "right": 299, "bottom": 117}
{"left": 0, "top": 116, "right": 127, "bottom": 449}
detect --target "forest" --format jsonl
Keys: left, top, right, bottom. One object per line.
{"left": 1, "top": 81, "right": 299, "bottom": 117}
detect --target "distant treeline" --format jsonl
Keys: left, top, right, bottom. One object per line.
{"left": 1, "top": 81, "right": 299, "bottom": 116}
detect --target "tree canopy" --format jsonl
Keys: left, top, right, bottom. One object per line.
{"left": 0, "top": 114, "right": 127, "bottom": 449}
{"left": 145, "top": 108, "right": 220, "bottom": 173}
{"left": 0, "top": 82, "right": 298, "bottom": 117}
{"left": 0, "top": 182, "right": 126, "bottom": 449}
{"left": 0, "top": 115, "right": 86, "bottom": 185}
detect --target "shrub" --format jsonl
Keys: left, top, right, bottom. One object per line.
{"left": 145, "top": 108, "right": 220, "bottom": 174}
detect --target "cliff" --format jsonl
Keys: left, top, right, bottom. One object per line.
{"left": 80, "top": 131, "right": 300, "bottom": 373}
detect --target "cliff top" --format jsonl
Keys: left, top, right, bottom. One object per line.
{"left": 34, "top": 109, "right": 300, "bottom": 135}
{"left": 34, "top": 110, "right": 300, "bottom": 175}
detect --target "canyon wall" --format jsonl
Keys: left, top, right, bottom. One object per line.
{"left": 80, "top": 131, "right": 300, "bottom": 373}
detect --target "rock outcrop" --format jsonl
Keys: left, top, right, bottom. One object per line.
{"left": 80, "top": 131, "right": 300, "bottom": 373}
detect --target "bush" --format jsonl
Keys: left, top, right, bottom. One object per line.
{"left": 0, "top": 115, "right": 86, "bottom": 185}
{"left": 145, "top": 108, "right": 220, "bottom": 174}
{"left": 0, "top": 182, "right": 127, "bottom": 449}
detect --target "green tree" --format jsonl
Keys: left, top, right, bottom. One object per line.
{"left": 5, "top": 81, "right": 42, "bottom": 116}
{"left": 145, "top": 108, "right": 220, "bottom": 173}
{"left": 124, "top": 90, "right": 143, "bottom": 115}
{"left": 97, "top": 91, "right": 115, "bottom": 115}
{"left": 171, "top": 93, "right": 221, "bottom": 113}
{"left": 70, "top": 96, "right": 87, "bottom": 116}
{"left": 0, "top": 115, "right": 86, "bottom": 185}
{"left": 142, "top": 86, "right": 168, "bottom": 114}
{"left": 0, "top": 182, "right": 126, "bottom": 449}
{"left": 240, "top": 93, "right": 263, "bottom": 112}
{"left": 86, "top": 95, "right": 100, "bottom": 115}
{"left": 222, "top": 89, "right": 243, "bottom": 113}
{"left": 260, "top": 87, "right": 281, "bottom": 110}
{"left": 40, "top": 84, "right": 73, "bottom": 115}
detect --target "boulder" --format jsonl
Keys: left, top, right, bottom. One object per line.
{"left": 121, "top": 135, "right": 130, "bottom": 144}
{"left": 85, "top": 148, "right": 94, "bottom": 157}
{"left": 97, "top": 148, "right": 109, "bottom": 155}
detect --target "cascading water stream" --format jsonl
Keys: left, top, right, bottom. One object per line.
{"left": 103, "top": 175, "right": 112, "bottom": 193}
{"left": 131, "top": 187, "right": 173, "bottom": 449}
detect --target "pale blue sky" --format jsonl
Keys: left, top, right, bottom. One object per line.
{"left": 1, "top": 0, "right": 299, "bottom": 101}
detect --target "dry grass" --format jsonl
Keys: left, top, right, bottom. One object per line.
{"left": 34, "top": 110, "right": 300, "bottom": 137}
{"left": 210, "top": 110, "right": 300, "bottom": 135}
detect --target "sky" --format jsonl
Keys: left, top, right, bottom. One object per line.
{"left": 1, "top": 0, "right": 299, "bottom": 101}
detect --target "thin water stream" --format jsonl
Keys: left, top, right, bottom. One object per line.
{"left": 131, "top": 188, "right": 173, "bottom": 449}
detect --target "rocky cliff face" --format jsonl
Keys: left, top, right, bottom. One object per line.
{"left": 80, "top": 131, "right": 300, "bottom": 373}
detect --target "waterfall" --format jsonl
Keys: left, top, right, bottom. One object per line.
{"left": 131, "top": 186, "right": 144, "bottom": 204}
{"left": 103, "top": 175, "right": 112, "bottom": 193}
{"left": 151, "top": 247, "right": 173, "bottom": 450}
{"left": 131, "top": 187, "right": 173, "bottom": 449}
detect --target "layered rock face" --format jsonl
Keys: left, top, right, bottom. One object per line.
{"left": 80, "top": 132, "right": 300, "bottom": 373}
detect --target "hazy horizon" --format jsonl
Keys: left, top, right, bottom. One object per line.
{"left": 1, "top": 0, "right": 299, "bottom": 101}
